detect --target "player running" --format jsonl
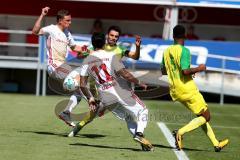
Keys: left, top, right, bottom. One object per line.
{"left": 161, "top": 25, "right": 229, "bottom": 152}
{"left": 69, "top": 33, "right": 153, "bottom": 151}
{"left": 32, "top": 7, "right": 87, "bottom": 127}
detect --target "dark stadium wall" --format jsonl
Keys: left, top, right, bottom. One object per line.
{"left": 1, "top": 0, "right": 240, "bottom": 25}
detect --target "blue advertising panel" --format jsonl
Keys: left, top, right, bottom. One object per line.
{"left": 65, "top": 34, "right": 240, "bottom": 72}
{"left": 177, "top": 0, "right": 240, "bottom": 8}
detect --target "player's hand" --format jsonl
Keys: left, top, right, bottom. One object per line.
{"left": 88, "top": 97, "right": 97, "bottom": 112}
{"left": 77, "top": 45, "right": 89, "bottom": 58}
{"left": 198, "top": 64, "right": 206, "bottom": 72}
{"left": 81, "top": 45, "right": 88, "bottom": 52}
{"left": 135, "top": 35, "right": 141, "bottom": 47}
{"left": 139, "top": 82, "right": 147, "bottom": 91}
{"left": 42, "top": 7, "right": 50, "bottom": 16}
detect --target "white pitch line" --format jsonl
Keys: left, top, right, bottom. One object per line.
{"left": 157, "top": 122, "right": 190, "bottom": 160}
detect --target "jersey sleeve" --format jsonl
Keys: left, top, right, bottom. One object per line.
{"left": 180, "top": 47, "right": 191, "bottom": 70}
{"left": 112, "top": 55, "right": 125, "bottom": 72}
{"left": 119, "top": 45, "right": 129, "bottom": 57}
{"left": 80, "top": 63, "right": 89, "bottom": 76}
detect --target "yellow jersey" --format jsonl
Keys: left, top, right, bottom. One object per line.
{"left": 89, "top": 44, "right": 128, "bottom": 58}
{"left": 103, "top": 44, "right": 128, "bottom": 58}
{"left": 162, "top": 43, "right": 199, "bottom": 101}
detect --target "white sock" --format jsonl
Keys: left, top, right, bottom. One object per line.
{"left": 64, "top": 95, "right": 81, "bottom": 112}
{"left": 136, "top": 109, "right": 148, "bottom": 133}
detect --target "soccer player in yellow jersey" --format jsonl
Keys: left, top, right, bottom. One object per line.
{"left": 161, "top": 25, "right": 229, "bottom": 152}
{"left": 68, "top": 26, "right": 141, "bottom": 136}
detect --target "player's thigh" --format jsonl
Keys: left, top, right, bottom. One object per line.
{"left": 108, "top": 102, "right": 128, "bottom": 120}
{"left": 48, "top": 63, "right": 72, "bottom": 81}
{"left": 47, "top": 64, "right": 74, "bottom": 94}
{"left": 180, "top": 92, "right": 208, "bottom": 115}
{"left": 121, "top": 95, "right": 148, "bottom": 118}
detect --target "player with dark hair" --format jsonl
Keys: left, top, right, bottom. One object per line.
{"left": 69, "top": 32, "right": 153, "bottom": 151}
{"left": 161, "top": 24, "right": 229, "bottom": 152}
{"left": 66, "top": 25, "right": 142, "bottom": 131}
{"left": 105, "top": 25, "right": 140, "bottom": 60}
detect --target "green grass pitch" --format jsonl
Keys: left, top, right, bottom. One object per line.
{"left": 0, "top": 93, "right": 239, "bottom": 160}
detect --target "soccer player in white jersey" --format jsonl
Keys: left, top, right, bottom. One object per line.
{"left": 67, "top": 26, "right": 142, "bottom": 132}
{"left": 69, "top": 33, "right": 154, "bottom": 151}
{"left": 32, "top": 7, "right": 87, "bottom": 127}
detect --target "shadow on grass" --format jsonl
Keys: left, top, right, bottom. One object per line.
{"left": 18, "top": 130, "right": 107, "bottom": 139}
{"left": 181, "top": 147, "right": 209, "bottom": 152}
{"left": 78, "top": 134, "right": 106, "bottom": 138}
{"left": 70, "top": 142, "right": 141, "bottom": 151}
{"left": 153, "top": 143, "right": 209, "bottom": 152}
{"left": 18, "top": 130, "right": 66, "bottom": 137}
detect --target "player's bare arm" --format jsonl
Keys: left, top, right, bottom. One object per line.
{"left": 80, "top": 75, "right": 93, "bottom": 99}
{"left": 127, "top": 35, "right": 141, "bottom": 60}
{"left": 182, "top": 64, "right": 206, "bottom": 75}
{"left": 32, "top": 7, "right": 50, "bottom": 35}
{"left": 117, "top": 68, "right": 147, "bottom": 90}
{"left": 80, "top": 76, "right": 97, "bottom": 112}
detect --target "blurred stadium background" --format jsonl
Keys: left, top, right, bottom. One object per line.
{"left": 0, "top": 1, "right": 240, "bottom": 160}
{"left": 0, "top": 0, "right": 240, "bottom": 104}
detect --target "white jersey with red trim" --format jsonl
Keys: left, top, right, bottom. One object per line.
{"left": 80, "top": 50, "right": 133, "bottom": 106}
{"left": 41, "top": 24, "right": 76, "bottom": 67}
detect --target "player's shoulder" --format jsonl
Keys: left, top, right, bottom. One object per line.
{"left": 45, "top": 24, "right": 56, "bottom": 29}
{"left": 88, "top": 49, "right": 108, "bottom": 59}
{"left": 117, "top": 44, "right": 125, "bottom": 49}
{"left": 165, "top": 44, "right": 175, "bottom": 52}
{"left": 96, "top": 50, "right": 116, "bottom": 60}
{"left": 166, "top": 44, "right": 176, "bottom": 50}
{"left": 41, "top": 24, "right": 57, "bottom": 33}
{"left": 116, "top": 44, "right": 127, "bottom": 51}
{"left": 181, "top": 45, "right": 190, "bottom": 53}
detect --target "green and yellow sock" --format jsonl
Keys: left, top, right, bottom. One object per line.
{"left": 79, "top": 111, "right": 95, "bottom": 127}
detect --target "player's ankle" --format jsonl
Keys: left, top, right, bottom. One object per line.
{"left": 135, "top": 132, "right": 144, "bottom": 137}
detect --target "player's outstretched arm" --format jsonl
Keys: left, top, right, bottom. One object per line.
{"left": 182, "top": 64, "right": 206, "bottom": 75}
{"left": 32, "top": 6, "right": 50, "bottom": 35}
{"left": 117, "top": 68, "right": 147, "bottom": 90}
{"left": 127, "top": 35, "right": 141, "bottom": 60}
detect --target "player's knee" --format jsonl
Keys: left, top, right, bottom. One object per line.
{"left": 206, "top": 114, "right": 211, "bottom": 122}
{"left": 139, "top": 108, "right": 148, "bottom": 115}
{"left": 202, "top": 110, "right": 211, "bottom": 122}
{"left": 76, "top": 96, "right": 82, "bottom": 103}
{"left": 140, "top": 108, "right": 148, "bottom": 120}
{"left": 73, "top": 94, "right": 82, "bottom": 103}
